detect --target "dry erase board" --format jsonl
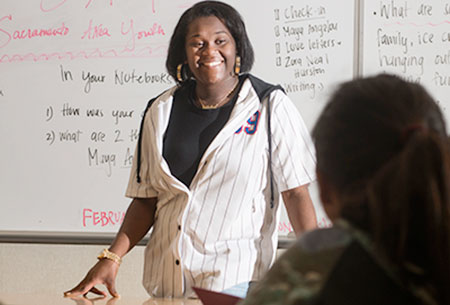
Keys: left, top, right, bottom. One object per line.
{"left": 0, "top": 0, "right": 357, "bottom": 237}
{"left": 362, "top": 0, "right": 450, "bottom": 125}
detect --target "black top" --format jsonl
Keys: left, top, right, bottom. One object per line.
{"left": 163, "top": 78, "right": 244, "bottom": 187}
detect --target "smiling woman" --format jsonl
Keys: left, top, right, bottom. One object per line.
{"left": 65, "top": 0, "right": 318, "bottom": 299}
{"left": 183, "top": 16, "right": 238, "bottom": 105}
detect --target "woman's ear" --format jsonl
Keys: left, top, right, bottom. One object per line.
{"left": 316, "top": 169, "right": 341, "bottom": 221}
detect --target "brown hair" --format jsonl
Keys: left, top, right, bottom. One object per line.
{"left": 313, "top": 74, "right": 450, "bottom": 303}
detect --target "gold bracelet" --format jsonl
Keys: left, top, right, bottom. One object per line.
{"left": 97, "top": 248, "right": 122, "bottom": 265}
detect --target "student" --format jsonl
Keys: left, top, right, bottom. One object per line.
{"left": 241, "top": 74, "right": 450, "bottom": 305}
{"left": 65, "top": 1, "right": 317, "bottom": 298}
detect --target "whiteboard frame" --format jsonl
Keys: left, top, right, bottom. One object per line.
{"left": 1, "top": 0, "right": 362, "bottom": 244}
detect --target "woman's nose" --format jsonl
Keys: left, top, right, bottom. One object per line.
{"left": 201, "top": 43, "right": 217, "bottom": 55}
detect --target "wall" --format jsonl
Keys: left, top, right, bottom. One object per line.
{"left": 0, "top": 243, "right": 148, "bottom": 297}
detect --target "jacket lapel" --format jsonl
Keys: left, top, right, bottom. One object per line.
{"left": 196, "top": 78, "right": 260, "bottom": 170}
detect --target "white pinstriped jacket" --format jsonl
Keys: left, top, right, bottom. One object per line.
{"left": 125, "top": 75, "right": 316, "bottom": 297}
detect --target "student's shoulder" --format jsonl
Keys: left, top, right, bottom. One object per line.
{"left": 297, "top": 225, "right": 352, "bottom": 253}
{"left": 242, "top": 227, "right": 352, "bottom": 305}
{"left": 280, "top": 226, "right": 353, "bottom": 279}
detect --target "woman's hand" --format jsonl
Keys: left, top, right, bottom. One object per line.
{"left": 65, "top": 295, "right": 119, "bottom": 305}
{"left": 64, "top": 258, "right": 120, "bottom": 298}
{"left": 64, "top": 198, "right": 157, "bottom": 299}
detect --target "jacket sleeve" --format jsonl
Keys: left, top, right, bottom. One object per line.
{"left": 269, "top": 90, "right": 317, "bottom": 192}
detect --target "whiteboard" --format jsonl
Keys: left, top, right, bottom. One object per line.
{"left": 362, "top": 0, "right": 450, "bottom": 125}
{"left": 0, "top": 0, "right": 356, "bottom": 237}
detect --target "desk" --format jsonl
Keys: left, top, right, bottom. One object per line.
{"left": 0, "top": 294, "right": 202, "bottom": 305}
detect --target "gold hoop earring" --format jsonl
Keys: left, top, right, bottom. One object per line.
{"left": 234, "top": 56, "right": 241, "bottom": 75}
{"left": 176, "top": 64, "right": 183, "bottom": 82}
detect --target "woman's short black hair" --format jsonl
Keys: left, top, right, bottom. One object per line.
{"left": 166, "top": 1, "right": 254, "bottom": 83}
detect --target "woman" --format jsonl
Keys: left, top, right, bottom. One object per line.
{"left": 241, "top": 74, "right": 450, "bottom": 305}
{"left": 65, "top": 1, "right": 317, "bottom": 299}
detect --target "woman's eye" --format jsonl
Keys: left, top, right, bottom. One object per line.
{"left": 190, "top": 41, "right": 203, "bottom": 48}
{"left": 216, "top": 39, "right": 226, "bottom": 45}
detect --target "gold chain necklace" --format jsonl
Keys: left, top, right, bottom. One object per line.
{"left": 197, "top": 80, "right": 239, "bottom": 110}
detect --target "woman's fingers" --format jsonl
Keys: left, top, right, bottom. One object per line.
{"left": 64, "top": 284, "right": 107, "bottom": 298}
{"left": 65, "top": 259, "right": 119, "bottom": 298}
{"left": 88, "top": 286, "right": 107, "bottom": 297}
{"left": 106, "top": 282, "right": 120, "bottom": 299}
{"left": 64, "top": 279, "right": 100, "bottom": 297}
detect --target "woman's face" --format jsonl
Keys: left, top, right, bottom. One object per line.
{"left": 185, "top": 16, "right": 237, "bottom": 86}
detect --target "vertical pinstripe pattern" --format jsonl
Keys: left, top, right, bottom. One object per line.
{"left": 212, "top": 134, "right": 246, "bottom": 290}
{"left": 125, "top": 78, "right": 316, "bottom": 297}
{"left": 198, "top": 136, "right": 235, "bottom": 288}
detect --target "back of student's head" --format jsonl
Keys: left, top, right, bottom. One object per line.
{"left": 312, "top": 73, "right": 450, "bottom": 303}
